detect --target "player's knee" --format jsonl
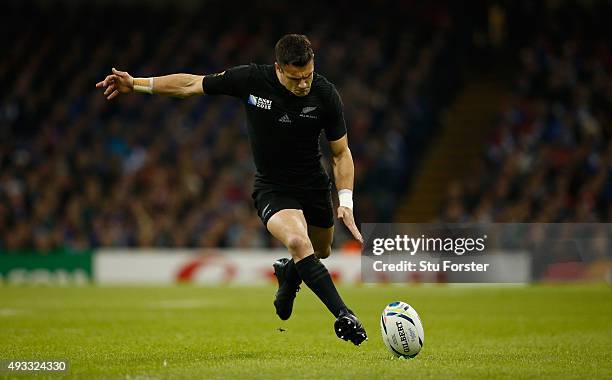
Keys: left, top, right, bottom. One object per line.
{"left": 285, "top": 235, "right": 312, "bottom": 255}
{"left": 315, "top": 247, "right": 331, "bottom": 259}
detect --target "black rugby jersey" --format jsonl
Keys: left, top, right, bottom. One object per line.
{"left": 202, "top": 64, "right": 347, "bottom": 190}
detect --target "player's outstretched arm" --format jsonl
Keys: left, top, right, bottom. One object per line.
{"left": 329, "top": 135, "right": 363, "bottom": 243}
{"left": 95, "top": 68, "right": 204, "bottom": 100}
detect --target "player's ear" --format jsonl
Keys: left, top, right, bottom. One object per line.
{"left": 274, "top": 62, "right": 282, "bottom": 74}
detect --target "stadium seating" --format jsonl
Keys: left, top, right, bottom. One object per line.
{"left": 440, "top": 31, "right": 612, "bottom": 223}
{"left": 0, "top": 1, "right": 462, "bottom": 250}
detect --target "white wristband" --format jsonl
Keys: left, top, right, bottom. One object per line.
{"left": 133, "top": 77, "right": 154, "bottom": 94}
{"left": 338, "top": 189, "right": 353, "bottom": 210}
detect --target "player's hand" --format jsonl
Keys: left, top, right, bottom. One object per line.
{"left": 95, "top": 68, "right": 134, "bottom": 100}
{"left": 337, "top": 206, "right": 363, "bottom": 243}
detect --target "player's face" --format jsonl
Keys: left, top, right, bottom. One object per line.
{"left": 275, "top": 60, "right": 314, "bottom": 97}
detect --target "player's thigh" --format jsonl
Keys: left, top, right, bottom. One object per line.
{"left": 266, "top": 209, "right": 313, "bottom": 260}
{"left": 307, "top": 224, "right": 334, "bottom": 259}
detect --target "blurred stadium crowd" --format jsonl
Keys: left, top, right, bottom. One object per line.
{"left": 440, "top": 3, "right": 612, "bottom": 223}
{"left": 1, "top": 1, "right": 611, "bottom": 253}
{"left": 0, "top": 1, "right": 462, "bottom": 251}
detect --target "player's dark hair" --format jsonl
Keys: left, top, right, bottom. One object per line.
{"left": 275, "top": 34, "right": 314, "bottom": 67}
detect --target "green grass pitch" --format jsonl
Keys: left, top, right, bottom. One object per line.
{"left": 0, "top": 285, "right": 611, "bottom": 379}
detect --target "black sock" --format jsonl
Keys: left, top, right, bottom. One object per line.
{"left": 295, "top": 254, "right": 347, "bottom": 317}
{"left": 285, "top": 259, "right": 302, "bottom": 287}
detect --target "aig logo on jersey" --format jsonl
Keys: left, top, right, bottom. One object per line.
{"left": 248, "top": 94, "right": 272, "bottom": 110}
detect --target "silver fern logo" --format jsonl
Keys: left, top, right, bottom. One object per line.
{"left": 300, "top": 106, "right": 318, "bottom": 119}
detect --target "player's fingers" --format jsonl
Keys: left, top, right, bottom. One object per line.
{"left": 338, "top": 208, "right": 362, "bottom": 243}
{"left": 350, "top": 227, "right": 363, "bottom": 243}
{"left": 107, "top": 90, "right": 119, "bottom": 100}
{"left": 96, "top": 76, "right": 111, "bottom": 88}
{"left": 98, "top": 75, "right": 113, "bottom": 88}
{"left": 344, "top": 217, "right": 363, "bottom": 243}
{"left": 104, "top": 84, "right": 116, "bottom": 96}
{"left": 112, "top": 67, "right": 126, "bottom": 77}
{"left": 352, "top": 227, "right": 363, "bottom": 243}
{"left": 338, "top": 208, "right": 363, "bottom": 243}
{"left": 103, "top": 75, "right": 116, "bottom": 86}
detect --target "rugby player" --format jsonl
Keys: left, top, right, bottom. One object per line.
{"left": 96, "top": 34, "right": 367, "bottom": 345}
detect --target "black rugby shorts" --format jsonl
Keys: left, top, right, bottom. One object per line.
{"left": 252, "top": 187, "right": 334, "bottom": 228}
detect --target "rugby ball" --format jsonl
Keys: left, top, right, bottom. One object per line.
{"left": 380, "top": 301, "right": 424, "bottom": 358}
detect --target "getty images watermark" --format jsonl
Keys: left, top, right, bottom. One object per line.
{"left": 361, "top": 223, "right": 612, "bottom": 283}
{"left": 371, "top": 232, "right": 489, "bottom": 272}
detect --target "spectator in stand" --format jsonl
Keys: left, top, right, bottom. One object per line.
{"left": 441, "top": 34, "right": 611, "bottom": 223}
{"left": 0, "top": 1, "right": 459, "bottom": 251}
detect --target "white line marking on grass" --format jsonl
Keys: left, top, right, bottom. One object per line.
{"left": 151, "top": 300, "right": 226, "bottom": 309}
{"left": 0, "top": 309, "right": 21, "bottom": 316}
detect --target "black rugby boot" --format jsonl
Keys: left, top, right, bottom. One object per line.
{"left": 334, "top": 308, "right": 368, "bottom": 346}
{"left": 273, "top": 258, "right": 301, "bottom": 320}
